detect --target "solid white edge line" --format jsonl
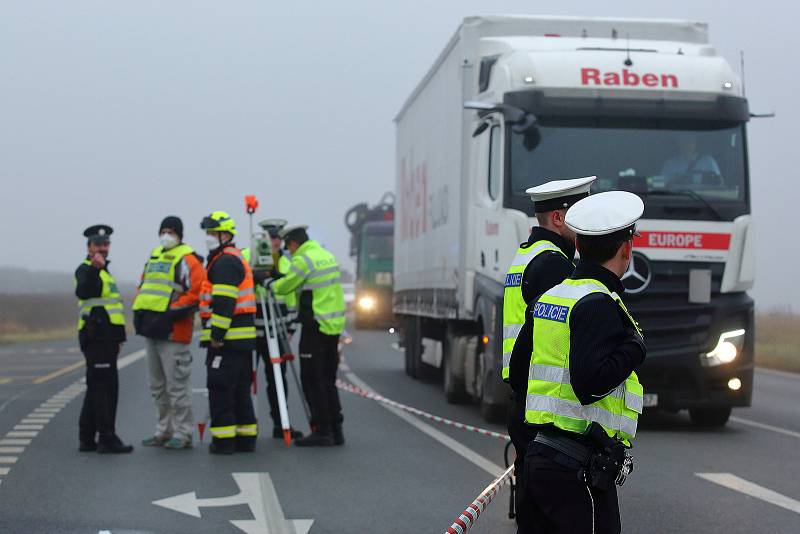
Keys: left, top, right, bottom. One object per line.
{"left": 342, "top": 369, "right": 504, "bottom": 477}
{"left": 729, "top": 416, "right": 800, "bottom": 440}
{"left": 117, "top": 349, "right": 146, "bottom": 370}
{"left": 696, "top": 473, "right": 800, "bottom": 514}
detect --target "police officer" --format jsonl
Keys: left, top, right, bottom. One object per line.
{"left": 511, "top": 191, "right": 646, "bottom": 533}
{"left": 270, "top": 225, "right": 346, "bottom": 447}
{"left": 74, "top": 225, "right": 133, "bottom": 453}
{"left": 245, "top": 219, "right": 302, "bottom": 440}
{"left": 133, "top": 216, "right": 205, "bottom": 450}
{"left": 502, "top": 176, "right": 595, "bottom": 533}
{"left": 199, "top": 212, "right": 258, "bottom": 454}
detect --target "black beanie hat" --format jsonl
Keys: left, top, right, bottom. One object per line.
{"left": 160, "top": 216, "right": 183, "bottom": 239}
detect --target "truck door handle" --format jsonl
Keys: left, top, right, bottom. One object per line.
{"left": 480, "top": 251, "right": 486, "bottom": 267}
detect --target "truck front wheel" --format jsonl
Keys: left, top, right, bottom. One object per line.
{"left": 689, "top": 406, "right": 732, "bottom": 428}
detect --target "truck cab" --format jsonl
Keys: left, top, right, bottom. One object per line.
{"left": 468, "top": 18, "right": 753, "bottom": 425}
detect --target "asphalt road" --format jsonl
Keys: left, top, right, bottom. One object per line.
{"left": 0, "top": 330, "right": 798, "bottom": 533}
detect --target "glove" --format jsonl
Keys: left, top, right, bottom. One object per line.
{"left": 262, "top": 278, "right": 275, "bottom": 289}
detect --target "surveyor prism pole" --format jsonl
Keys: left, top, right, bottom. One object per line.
{"left": 245, "top": 194, "right": 293, "bottom": 447}
{"left": 273, "top": 297, "right": 312, "bottom": 425}
{"left": 245, "top": 195, "right": 261, "bottom": 426}
{"left": 262, "top": 290, "right": 293, "bottom": 446}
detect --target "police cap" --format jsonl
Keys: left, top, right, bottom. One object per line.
{"left": 526, "top": 176, "right": 596, "bottom": 213}
{"left": 278, "top": 224, "right": 309, "bottom": 242}
{"left": 565, "top": 191, "right": 644, "bottom": 237}
{"left": 83, "top": 224, "right": 113, "bottom": 245}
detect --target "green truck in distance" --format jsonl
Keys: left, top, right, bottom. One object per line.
{"left": 345, "top": 193, "right": 395, "bottom": 329}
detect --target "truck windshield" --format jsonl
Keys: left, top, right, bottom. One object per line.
{"left": 360, "top": 233, "right": 394, "bottom": 261}
{"left": 507, "top": 118, "right": 749, "bottom": 220}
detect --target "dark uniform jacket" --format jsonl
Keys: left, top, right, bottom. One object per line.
{"left": 510, "top": 261, "right": 646, "bottom": 442}
{"left": 508, "top": 227, "right": 576, "bottom": 399}
{"left": 204, "top": 245, "right": 256, "bottom": 352}
{"left": 74, "top": 259, "right": 127, "bottom": 347}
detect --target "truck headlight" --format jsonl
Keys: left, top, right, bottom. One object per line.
{"left": 703, "top": 329, "right": 745, "bottom": 367}
{"left": 358, "top": 295, "right": 376, "bottom": 311}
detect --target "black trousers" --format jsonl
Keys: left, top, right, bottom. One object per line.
{"left": 206, "top": 348, "right": 257, "bottom": 444}
{"left": 507, "top": 399, "right": 535, "bottom": 534}
{"left": 298, "top": 325, "right": 341, "bottom": 433}
{"left": 524, "top": 451, "right": 621, "bottom": 534}
{"left": 79, "top": 340, "right": 120, "bottom": 443}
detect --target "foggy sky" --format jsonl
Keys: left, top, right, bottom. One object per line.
{"left": 0, "top": 1, "right": 796, "bottom": 309}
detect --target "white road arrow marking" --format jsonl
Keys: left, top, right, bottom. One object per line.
{"left": 696, "top": 473, "right": 800, "bottom": 515}
{"left": 152, "top": 472, "right": 313, "bottom": 534}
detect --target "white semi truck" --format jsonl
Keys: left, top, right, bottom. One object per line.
{"left": 394, "top": 15, "right": 756, "bottom": 425}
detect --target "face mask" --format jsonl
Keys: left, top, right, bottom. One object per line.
{"left": 206, "top": 236, "right": 220, "bottom": 252}
{"left": 160, "top": 234, "right": 179, "bottom": 250}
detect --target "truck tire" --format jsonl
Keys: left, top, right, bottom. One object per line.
{"left": 689, "top": 406, "right": 732, "bottom": 428}
{"left": 404, "top": 317, "right": 422, "bottom": 379}
{"left": 443, "top": 331, "right": 468, "bottom": 404}
{"left": 473, "top": 332, "right": 505, "bottom": 423}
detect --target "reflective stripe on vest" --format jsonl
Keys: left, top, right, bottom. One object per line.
{"left": 501, "top": 240, "right": 567, "bottom": 382}
{"left": 132, "top": 244, "right": 193, "bottom": 313}
{"left": 525, "top": 278, "right": 644, "bottom": 444}
{"left": 76, "top": 260, "right": 126, "bottom": 330}
{"left": 199, "top": 247, "right": 257, "bottom": 342}
{"left": 294, "top": 241, "right": 345, "bottom": 336}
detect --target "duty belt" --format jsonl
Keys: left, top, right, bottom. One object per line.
{"left": 533, "top": 432, "right": 591, "bottom": 466}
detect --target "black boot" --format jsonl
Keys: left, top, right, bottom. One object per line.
{"left": 209, "top": 438, "right": 235, "bottom": 455}
{"left": 79, "top": 440, "right": 97, "bottom": 452}
{"left": 294, "top": 430, "right": 334, "bottom": 447}
{"left": 97, "top": 435, "right": 133, "bottom": 454}
{"left": 332, "top": 424, "right": 345, "bottom": 446}
{"left": 235, "top": 436, "right": 257, "bottom": 452}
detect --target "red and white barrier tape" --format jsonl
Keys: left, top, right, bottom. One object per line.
{"left": 335, "top": 378, "right": 514, "bottom": 533}
{"left": 445, "top": 465, "right": 515, "bottom": 534}
{"left": 335, "top": 379, "right": 510, "bottom": 441}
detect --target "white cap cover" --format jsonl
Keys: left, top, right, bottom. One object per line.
{"left": 525, "top": 176, "right": 596, "bottom": 212}
{"left": 278, "top": 224, "right": 309, "bottom": 240}
{"left": 565, "top": 191, "right": 644, "bottom": 236}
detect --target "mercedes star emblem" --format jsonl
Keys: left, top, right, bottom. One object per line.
{"left": 621, "top": 252, "right": 652, "bottom": 294}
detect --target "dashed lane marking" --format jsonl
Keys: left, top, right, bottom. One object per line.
{"left": 339, "top": 362, "right": 504, "bottom": 477}
{"left": 697, "top": 473, "right": 800, "bottom": 515}
{"left": 0, "top": 439, "right": 31, "bottom": 446}
{"left": 730, "top": 417, "right": 800, "bottom": 440}
{"left": 7, "top": 431, "right": 37, "bottom": 438}
{"left": 0, "top": 348, "right": 146, "bottom": 488}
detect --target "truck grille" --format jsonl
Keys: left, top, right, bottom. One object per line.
{"left": 624, "top": 261, "right": 725, "bottom": 354}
